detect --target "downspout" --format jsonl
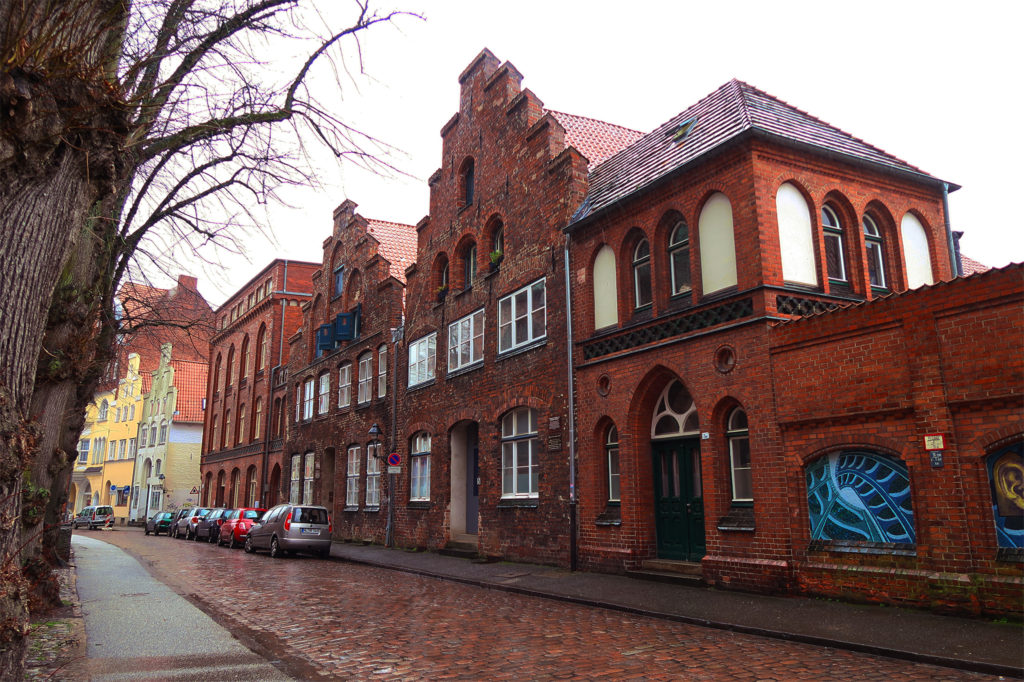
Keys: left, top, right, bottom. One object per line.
{"left": 262, "top": 262, "right": 289, "bottom": 506}
{"left": 941, "top": 183, "right": 960, "bottom": 277}
{"left": 386, "top": 324, "right": 402, "bottom": 547}
{"left": 563, "top": 234, "right": 578, "bottom": 572}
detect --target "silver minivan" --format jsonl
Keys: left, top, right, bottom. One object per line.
{"left": 245, "top": 504, "right": 331, "bottom": 558}
{"left": 72, "top": 505, "right": 114, "bottom": 530}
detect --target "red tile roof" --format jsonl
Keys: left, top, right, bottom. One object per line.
{"left": 367, "top": 219, "right": 418, "bottom": 283}
{"left": 959, "top": 255, "right": 990, "bottom": 276}
{"left": 170, "top": 359, "right": 208, "bottom": 423}
{"left": 570, "top": 80, "right": 949, "bottom": 227}
{"left": 547, "top": 110, "right": 645, "bottom": 169}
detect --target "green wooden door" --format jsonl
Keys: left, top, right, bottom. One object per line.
{"left": 652, "top": 439, "right": 705, "bottom": 561}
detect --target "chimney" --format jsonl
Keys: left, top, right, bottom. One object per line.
{"left": 177, "top": 274, "right": 198, "bottom": 291}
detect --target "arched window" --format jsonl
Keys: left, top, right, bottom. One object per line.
{"left": 806, "top": 450, "right": 915, "bottom": 544}
{"left": 149, "top": 423, "right": 157, "bottom": 447}
{"left": 501, "top": 408, "right": 538, "bottom": 498}
{"left": 492, "top": 223, "right": 504, "bottom": 256}
{"left": 337, "top": 363, "right": 352, "bottom": 408}
{"left": 775, "top": 182, "right": 818, "bottom": 286}
{"left": 410, "top": 432, "right": 431, "bottom": 501}
{"left": 272, "top": 398, "right": 282, "bottom": 437}
{"left": 255, "top": 325, "right": 267, "bottom": 372}
{"left": 158, "top": 420, "right": 167, "bottom": 445}
{"left": 632, "top": 238, "right": 652, "bottom": 309}
{"left": 237, "top": 404, "right": 247, "bottom": 443}
{"left": 99, "top": 399, "right": 109, "bottom": 421}
{"left": 698, "top": 193, "right": 738, "bottom": 295}
{"left": 726, "top": 408, "right": 751, "bottom": 503}
{"left": 377, "top": 344, "right": 388, "bottom": 398}
{"left": 463, "top": 242, "right": 477, "bottom": 289}
{"left": 240, "top": 335, "right": 250, "bottom": 381}
{"left": 606, "top": 425, "right": 620, "bottom": 503}
{"left": 212, "top": 354, "right": 222, "bottom": 393}
{"left": 669, "top": 220, "right": 691, "bottom": 296}
{"left": 651, "top": 381, "right": 699, "bottom": 438}
{"left": 223, "top": 410, "right": 231, "bottom": 448}
{"left": 246, "top": 466, "right": 258, "bottom": 507}
{"left": 900, "top": 213, "right": 933, "bottom": 289}
{"left": 317, "top": 373, "right": 330, "bottom": 415}
{"left": 862, "top": 214, "right": 887, "bottom": 289}
{"left": 357, "top": 352, "right": 373, "bottom": 404}
{"left": 593, "top": 245, "right": 618, "bottom": 329}
{"left": 346, "top": 270, "right": 362, "bottom": 308}
{"left": 252, "top": 398, "right": 262, "bottom": 441}
{"left": 821, "top": 204, "right": 847, "bottom": 283}
{"left": 461, "top": 158, "right": 475, "bottom": 206}
{"left": 231, "top": 468, "right": 241, "bottom": 508}
{"left": 225, "top": 346, "right": 236, "bottom": 388}
{"left": 209, "top": 416, "right": 217, "bottom": 451}
{"left": 216, "top": 470, "right": 225, "bottom": 506}
{"left": 203, "top": 472, "right": 213, "bottom": 506}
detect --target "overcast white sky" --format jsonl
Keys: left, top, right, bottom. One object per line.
{"left": 176, "top": 0, "right": 1024, "bottom": 306}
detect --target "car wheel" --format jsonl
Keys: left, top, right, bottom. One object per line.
{"left": 228, "top": 533, "right": 238, "bottom": 549}
{"left": 270, "top": 536, "right": 282, "bottom": 559}
{"left": 209, "top": 531, "right": 217, "bottom": 544}
{"left": 244, "top": 536, "right": 255, "bottom": 554}
{"left": 144, "top": 528, "right": 150, "bottom": 536}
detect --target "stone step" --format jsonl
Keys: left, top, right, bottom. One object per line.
{"left": 438, "top": 540, "right": 479, "bottom": 560}
{"left": 625, "top": 568, "right": 706, "bottom": 587}
{"left": 641, "top": 559, "right": 703, "bottom": 576}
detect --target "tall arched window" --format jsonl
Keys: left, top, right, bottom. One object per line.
{"left": 252, "top": 398, "right": 262, "bottom": 441}
{"left": 775, "top": 182, "right": 818, "bottom": 286}
{"left": 225, "top": 346, "right": 235, "bottom": 388}
{"left": 632, "top": 238, "right": 652, "bottom": 309}
{"left": 231, "top": 468, "right": 241, "bottom": 507}
{"left": 237, "top": 404, "right": 247, "bottom": 444}
{"left": 246, "top": 466, "right": 258, "bottom": 506}
{"left": 900, "top": 213, "right": 933, "bottom": 289}
{"left": 862, "top": 214, "right": 887, "bottom": 289}
{"left": 669, "top": 220, "right": 691, "bottom": 296}
{"left": 726, "top": 408, "right": 751, "bottom": 503}
{"left": 698, "top": 193, "right": 738, "bottom": 295}
{"left": 255, "top": 325, "right": 267, "bottom": 372}
{"left": 210, "top": 415, "right": 218, "bottom": 451}
{"left": 463, "top": 242, "right": 477, "bottom": 289}
{"left": 212, "top": 354, "right": 222, "bottom": 393}
{"left": 606, "top": 425, "right": 620, "bottom": 503}
{"left": 240, "top": 335, "right": 250, "bottom": 381}
{"left": 821, "top": 204, "right": 847, "bottom": 283}
{"left": 216, "top": 470, "right": 225, "bottom": 506}
{"left": 593, "top": 245, "right": 618, "bottom": 329}
{"left": 223, "top": 409, "right": 231, "bottom": 448}
{"left": 377, "top": 344, "right": 388, "bottom": 398}
{"left": 461, "top": 158, "right": 475, "bottom": 206}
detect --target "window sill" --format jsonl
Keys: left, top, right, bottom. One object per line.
{"left": 363, "top": 506, "right": 380, "bottom": 513}
{"left": 343, "top": 506, "right": 360, "bottom": 513}
{"left": 406, "top": 379, "right": 436, "bottom": 393}
{"left": 496, "top": 337, "right": 547, "bottom": 361}
{"left": 717, "top": 506, "right": 755, "bottom": 532}
{"left": 595, "top": 503, "right": 621, "bottom": 526}
{"left": 807, "top": 539, "right": 916, "bottom": 557}
{"left": 447, "top": 361, "right": 484, "bottom": 379}
{"left": 497, "top": 497, "right": 539, "bottom": 509}
{"left": 407, "top": 501, "right": 431, "bottom": 510}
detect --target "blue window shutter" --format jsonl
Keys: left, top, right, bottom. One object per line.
{"left": 316, "top": 324, "right": 334, "bottom": 352}
{"left": 334, "top": 313, "right": 355, "bottom": 341}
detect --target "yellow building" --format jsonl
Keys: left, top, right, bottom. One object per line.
{"left": 69, "top": 354, "right": 143, "bottom": 523}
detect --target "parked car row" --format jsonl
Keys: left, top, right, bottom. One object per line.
{"left": 143, "top": 504, "right": 332, "bottom": 559}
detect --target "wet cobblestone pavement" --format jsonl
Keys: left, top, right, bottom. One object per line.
{"left": 86, "top": 528, "right": 1002, "bottom": 681}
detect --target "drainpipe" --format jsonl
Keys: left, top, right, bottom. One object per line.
{"left": 386, "top": 325, "right": 403, "bottom": 547}
{"left": 563, "top": 234, "right": 578, "bottom": 572}
{"left": 941, "top": 183, "right": 960, "bottom": 277}
{"left": 262, "top": 264, "right": 289, "bottom": 506}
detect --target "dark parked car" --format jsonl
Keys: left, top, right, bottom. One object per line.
{"left": 246, "top": 504, "right": 331, "bottom": 558}
{"left": 218, "top": 508, "right": 265, "bottom": 548}
{"left": 144, "top": 511, "right": 175, "bottom": 536}
{"left": 167, "top": 508, "right": 190, "bottom": 538}
{"left": 172, "top": 507, "right": 209, "bottom": 539}
{"left": 194, "top": 508, "right": 228, "bottom": 543}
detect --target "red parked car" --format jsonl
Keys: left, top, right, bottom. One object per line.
{"left": 218, "top": 508, "right": 266, "bottom": 548}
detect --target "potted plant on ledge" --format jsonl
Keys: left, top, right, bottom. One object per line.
{"left": 489, "top": 250, "right": 503, "bottom": 272}
{"left": 436, "top": 284, "right": 448, "bottom": 303}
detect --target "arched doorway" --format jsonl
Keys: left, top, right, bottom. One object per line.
{"left": 450, "top": 420, "right": 479, "bottom": 538}
{"left": 650, "top": 380, "right": 705, "bottom": 561}
{"left": 268, "top": 463, "right": 281, "bottom": 507}
{"left": 216, "top": 470, "right": 226, "bottom": 507}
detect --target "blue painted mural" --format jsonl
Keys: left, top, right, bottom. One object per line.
{"left": 806, "top": 450, "right": 915, "bottom": 544}
{"left": 986, "top": 442, "right": 1024, "bottom": 548}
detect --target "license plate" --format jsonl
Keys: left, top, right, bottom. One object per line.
{"left": 300, "top": 528, "right": 320, "bottom": 535}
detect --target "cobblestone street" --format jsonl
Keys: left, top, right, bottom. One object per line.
{"left": 89, "top": 528, "right": 998, "bottom": 680}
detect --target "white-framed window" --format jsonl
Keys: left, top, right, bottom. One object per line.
{"left": 253, "top": 398, "right": 262, "bottom": 441}
{"left": 727, "top": 408, "right": 752, "bottom": 503}
{"left": 295, "top": 386, "right": 302, "bottom": 423}
{"left": 149, "top": 423, "right": 157, "bottom": 447}
{"left": 139, "top": 428, "right": 147, "bottom": 448}
{"left": 77, "top": 439, "right": 89, "bottom": 464}
{"left": 108, "top": 441, "right": 117, "bottom": 460}
{"left": 606, "top": 425, "right": 620, "bottom": 502}
{"left": 290, "top": 454, "right": 301, "bottom": 503}
{"left": 463, "top": 243, "right": 477, "bottom": 288}
{"left": 357, "top": 352, "right": 373, "bottom": 404}
{"left": 346, "top": 446, "right": 360, "bottom": 507}
{"left": 632, "top": 238, "right": 652, "bottom": 308}
{"left": 408, "top": 333, "right": 437, "bottom": 387}
{"left": 501, "top": 407, "right": 539, "bottom": 498}
{"left": 338, "top": 363, "right": 352, "bottom": 408}
{"left": 317, "top": 373, "right": 330, "bottom": 415}
{"left": 498, "top": 279, "right": 546, "bottom": 354}
{"left": 448, "top": 309, "right": 485, "bottom": 372}
{"left": 128, "top": 438, "right": 136, "bottom": 459}
{"left": 118, "top": 440, "right": 127, "bottom": 460}
{"left": 410, "top": 432, "right": 431, "bottom": 502}
{"left": 862, "top": 214, "right": 887, "bottom": 289}
{"left": 158, "top": 421, "right": 167, "bottom": 445}
{"left": 366, "top": 442, "right": 381, "bottom": 507}
{"left": 822, "top": 204, "right": 847, "bottom": 283}
{"left": 377, "top": 345, "right": 388, "bottom": 398}
{"left": 303, "top": 452, "right": 315, "bottom": 505}
{"left": 129, "top": 404, "right": 135, "bottom": 420}
{"left": 302, "top": 377, "right": 314, "bottom": 421}
{"left": 669, "top": 220, "right": 691, "bottom": 296}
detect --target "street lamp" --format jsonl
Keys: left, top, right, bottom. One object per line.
{"left": 367, "top": 423, "right": 394, "bottom": 547}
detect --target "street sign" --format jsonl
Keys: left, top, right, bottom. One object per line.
{"left": 387, "top": 452, "right": 401, "bottom": 466}
{"left": 387, "top": 466, "right": 402, "bottom": 475}
{"left": 923, "top": 433, "right": 946, "bottom": 450}
{"left": 190, "top": 486, "right": 199, "bottom": 494}
{"left": 929, "top": 450, "right": 944, "bottom": 468}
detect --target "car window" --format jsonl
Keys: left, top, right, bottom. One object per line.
{"left": 293, "top": 508, "right": 328, "bottom": 525}
{"left": 242, "top": 510, "right": 261, "bottom": 520}
{"left": 98, "top": 507, "right": 113, "bottom": 514}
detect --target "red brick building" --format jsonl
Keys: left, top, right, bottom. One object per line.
{"left": 200, "top": 260, "right": 318, "bottom": 510}
{"left": 282, "top": 200, "right": 415, "bottom": 543}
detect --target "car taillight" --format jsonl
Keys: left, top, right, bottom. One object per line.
{"left": 284, "top": 512, "right": 292, "bottom": 531}
{"left": 328, "top": 516, "right": 332, "bottom": 533}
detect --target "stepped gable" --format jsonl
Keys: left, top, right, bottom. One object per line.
{"left": 366, "top": 218, "right": 417, "bottom": 283}
{"left": 169, "top": 359, "right": 207, "bottom": 423}
{"left": 570, "top": 79, "right": 951, "bottom": 226}
{"left": 546, "top": 110, "right": 644, "bottom": 169}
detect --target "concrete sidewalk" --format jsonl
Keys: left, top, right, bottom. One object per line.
{"left": 326, "top": 541, "right": 1023, "bottom": 677}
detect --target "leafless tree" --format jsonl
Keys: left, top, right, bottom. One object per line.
{"left": 0, "top": 1, "right": 417, "bottom": 675}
